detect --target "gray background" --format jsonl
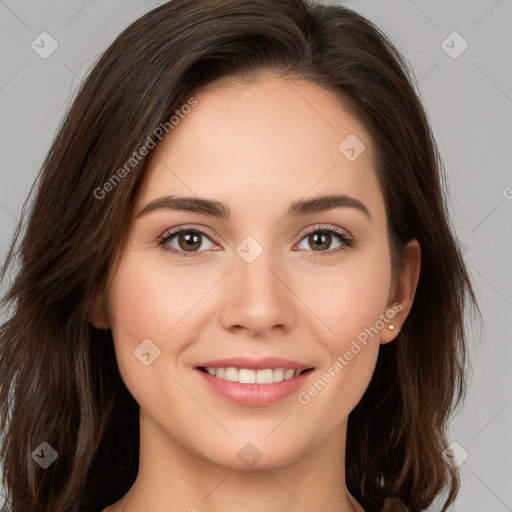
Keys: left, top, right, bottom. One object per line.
{"left": 1, "top": 1, "right": 511, "bottom": 510}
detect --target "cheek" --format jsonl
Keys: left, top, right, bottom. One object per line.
{"left": 109, "top": 252, "right": 205, "bottom": 338}
{"left": 107, "top": 252, "right": 197, "bottom": 413}
{"left": 107, "top": 252, "right": 178, "bottom": 376}
{"left": 107, "top": 251, "right": 222, "bottom": 377}
{"left": 305, "top": 247, "right": 392, "bottom": 349}
{"left": 297, "top": 244, "right": 391, "bottom": 410}
{"left": 109, "top": 261, "right": 168, "bottom": 340}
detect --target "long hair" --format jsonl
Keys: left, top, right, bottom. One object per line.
{"left": 0, "top": 1, "right": 480, "bottom": 511}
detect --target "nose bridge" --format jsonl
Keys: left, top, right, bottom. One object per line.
{"left": 233, "top": 235, "right": 284, "bottom": 299}
{"left": 219, "top": 234, "right": 295, "bottom": 333}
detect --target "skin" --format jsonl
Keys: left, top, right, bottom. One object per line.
{"left": 91, "top": 73, "right": 421, "bottom": 512}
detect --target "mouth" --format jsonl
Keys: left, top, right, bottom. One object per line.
{"left": 196, "top": 366, "right": 314, "bottom": 384}
{"left": 193, "top": 356, "right": 315, "bottom": 407}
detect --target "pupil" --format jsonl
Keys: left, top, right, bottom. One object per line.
{"left": 180, "top": 232, "right": 201, "bottom": 251}
{"left": 312, "top": 232, "right": 330, "bottom": 250}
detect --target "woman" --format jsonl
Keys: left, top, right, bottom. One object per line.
{"left": 0, "top": 1, "right": 480, "bottom": 511}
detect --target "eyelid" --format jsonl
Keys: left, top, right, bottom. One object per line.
{"left": 158, "top": 224, "right": 218, "bottom": 244}
{"left": 296, "top": 223, "right": 354, "bottom": 242}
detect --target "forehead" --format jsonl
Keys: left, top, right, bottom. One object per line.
{"left": 135, "top": 75, "right": 385, "bottom": 226}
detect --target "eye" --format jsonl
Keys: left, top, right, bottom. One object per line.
{"left": 157, "top": 227, "right": 217, "bottom": 258}
{"left": 295, "top": 226, "right": 355, "bottom": 258}
{"left": 157, "top": 225, "right": 355, "bottom": 259}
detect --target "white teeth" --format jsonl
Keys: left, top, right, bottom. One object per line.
{"left": 203, "top": 367, "right": 305, "bottom": 384}
{"left": 224, "top": 367, "right": 238, "bottom": 382}
{"left": 284, "top": 369, "right": 295, "bottom": 380}
{"left": 273, "top": 368, "right": 284, "bottom": 382}
{"left": 255, "top": 369, "right": 273, "bottom": 384}
{"left": 239, "top": 369, "right": 256, "bottom": 384}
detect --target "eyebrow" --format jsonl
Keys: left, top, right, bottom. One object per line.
{"left": 137, "top": 193, "right": 372, "bottom": 222}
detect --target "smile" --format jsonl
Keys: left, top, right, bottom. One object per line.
{"left": 198, "top": 367, "right": 311, "bottom": 384}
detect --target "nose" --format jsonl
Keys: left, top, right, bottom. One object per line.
{"left": 218, "top": 243, "right": 296, "bottom": 336}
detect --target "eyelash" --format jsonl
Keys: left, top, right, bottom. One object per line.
{"left": 157, "top": 225, "right": 355, "bottom": 259}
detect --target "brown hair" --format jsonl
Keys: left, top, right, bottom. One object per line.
{"left": 0, "top": 1, "right": 480, "bottom": 511}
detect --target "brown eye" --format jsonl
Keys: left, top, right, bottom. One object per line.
{"left": 158, "top": 228, "right": 216, "bottom": 257}
{"left": 307, "top": 231, "right": 334, "bottom": 251}
{"left": 176, "top": 231, "right": 203, "bottom": 252}
{"left": 296, "top": 226, "right": 355, "bottom": 258}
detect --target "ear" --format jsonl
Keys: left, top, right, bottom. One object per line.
{"left": 88, "top": 288, "right": 110, "bottom": 330}
{"left": 380, "top": 239, "right": 421, "bottom": 344}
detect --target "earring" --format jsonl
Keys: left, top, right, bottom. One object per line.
{"left": 388, "top": 324, "right": 395, "bottom": 330}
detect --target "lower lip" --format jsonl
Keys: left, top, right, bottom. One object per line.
{"left": 194, "top": 369, "right": 313, "bottom": 407}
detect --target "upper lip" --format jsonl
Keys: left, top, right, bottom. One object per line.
{"left": 194, "top": 356, "right": 312, "bottom": 372}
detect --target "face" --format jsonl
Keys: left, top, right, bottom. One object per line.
{"left": 100, "top": 74, "right": 409, "bottom": 470}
